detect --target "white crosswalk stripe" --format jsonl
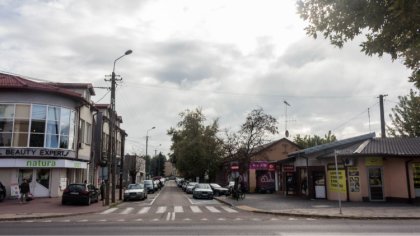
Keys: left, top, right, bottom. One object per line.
{"left": 205, "top": 206, "right": 221, "bottom": 213}
{"left": 138, "top": 207, "right": 150, "bottom": 214}
{"left": 220, "top": 206, "right": 238, "bottom": 213}
{"left": 174, "top": 206, "right": 184, "bottom": 213}
{"left": 100, "top": 208, "right": 118, "bottom": 214}
{"left": 190, "top": 206, "right": 202, "bottom": 213}
{"left": 120, "top": 207, "right": 134, "bottom": 214}
{"left": 156, "top": 206, "right": 167, "bottom": 213}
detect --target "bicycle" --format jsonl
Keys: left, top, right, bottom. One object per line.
{"left": 231, "top": 188, "right": 245, "bottom": 201}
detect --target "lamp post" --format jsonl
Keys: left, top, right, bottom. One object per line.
{"left": 146, "top": 126, "right": 155, "bottom": 179}
{"left": 106, "top": 49, "right": 132, "bottom": 205}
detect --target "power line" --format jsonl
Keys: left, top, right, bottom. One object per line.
{"left": 331, "top": 102, "right": 379, "bottom": 133}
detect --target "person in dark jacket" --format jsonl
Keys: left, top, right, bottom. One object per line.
{"left": 19, "top": 179, "right": 30, "bottom": 203}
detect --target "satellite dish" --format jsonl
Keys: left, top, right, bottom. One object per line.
{"left": 285, "top": 130, "right": 289, "bottom": 138}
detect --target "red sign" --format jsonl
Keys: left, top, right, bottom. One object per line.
{"left": 268, "top": 164, "right": 276, "bottom": 171}
{"left": 283, "top": 165, "right": 294, "bottom": 172}
{"left": 231, "top": 165, "right": 239, "bottom": 170}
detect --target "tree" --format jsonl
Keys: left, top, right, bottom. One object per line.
{"left": 150, "top": 153, "right": 166, "bottom": 177}
{"left": 168, "top": 108, "right": 224, "bottom": 181}
{"left": 293, "top": 131, "right": 337, "bottom": 149}
{"left": 298, "top": 0, "right": 420, "bottom": 88}
{"left": 234, "top": 108, "right": 278, "bottom": 172}
{"left": 388, "top": 89, "right": 420, "bottom": 137}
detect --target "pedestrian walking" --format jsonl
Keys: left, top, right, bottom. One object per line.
{"left": 19, "top": 179, "right": 30, "bottom": 203}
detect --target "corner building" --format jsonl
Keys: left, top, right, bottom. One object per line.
{"left": 0, "top": 73, "right": 95, "bottom": 198}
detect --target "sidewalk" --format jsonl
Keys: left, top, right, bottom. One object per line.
{"left": 0, "top": 197, "right": 112, "bottom": 221}
{"left": 215, "top": 193, "right": 420, "bottom": 219}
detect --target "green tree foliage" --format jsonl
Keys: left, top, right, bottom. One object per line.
{"left": 168, "top": 108, "right": 223, "bottom": 181}
{"left": 150, "top": 153, "right": 166, "bottom": 177}
{"left": 388, "top": 89, "right": 420, "bottom": 137}
{"left": 293, "top": 132, "right": 337, "bottom": 148}
{"left": 298, "top": 0, "right": 420, "bottom": 88}
{"left": 232, "top": 108, "right": 278, "bottom": 172}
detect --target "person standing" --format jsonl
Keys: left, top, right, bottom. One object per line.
{"left": 19, "top": 179, "right": 30, "bottom": 203}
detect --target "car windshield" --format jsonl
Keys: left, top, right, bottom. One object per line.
{"left": 128, "top": 184, "right": 144, "bottom": 189}
{"left": 67, "top": 184, "right": 85, "bottom": 191}
{"left": 144, "top": 180, "right": 152, "bottom": 185}
{"left": 188, "top": 182, "right": 197, "bottom": 186}
{"left": 197, "top": 184, "right": 210, "bottom": 189}
{"left": 210, "top": 183, "right": 221, "bottom": 188}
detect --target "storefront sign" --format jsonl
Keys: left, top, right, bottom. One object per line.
{"left": 0, "top": 148, "right": 75, "bottom": 158}
{"left": 268, "top": 163, "right": 276, "bottom": 171}
{"left": 365, "top": 157, "right": 383, "bottom": 166}
{"left": 249, "top": 161, "right": 268, "bottom": 170}
{"left": 0, "top": 158, "right": 87, "bottom": 169}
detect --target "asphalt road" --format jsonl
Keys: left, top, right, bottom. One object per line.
{"left": 1, "top": 181, "right": 420, "bottom": 235}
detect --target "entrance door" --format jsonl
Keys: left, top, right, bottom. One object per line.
{"left": 368, "top": 167, "right": 384, "bottom": 201}
{"left": 19, "top": 169, "right": 50, "bottom": 197}
{"left": 313, "top": 171, "right": 326, "bottom": 199}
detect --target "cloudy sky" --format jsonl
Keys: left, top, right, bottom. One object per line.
{"left": 0, "top": 0, "right": 415, "bottom": 156}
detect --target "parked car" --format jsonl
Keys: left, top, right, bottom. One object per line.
{"left": 185, "top": 182, "right": 198, "bottom": 194}
{"left": 153, "top": 180, "right": 161, "bottom": 191}
{"left": 62, "top": 183, "right": 99, "bottom": 205}
{"left": 143, "top": 180, "right": 155, "bottom": 194}
{"left": 210, "top": 183, "right": 230, "bottom": 196}
{"left": 182, "top": 181, "right": 189, "bottom": 191}
{"left": 0, "top": 182, "right": 6, "bottom": 202}
{"left": 193, "top": 183, "right": 214, "bottom": 200}
{"left": 124, "top": 183, "right": 147, "bottom": 201}
{"left": 226, "top": 181, "right": 235, "bottom": 194}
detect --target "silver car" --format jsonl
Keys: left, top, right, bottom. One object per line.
{"left": 185, "top": 182, "right": 198, "bottom": 194}
{"left": 124, "top": 184, "right": 147, "bottom": 201}
{"left": 193, "top": 183, "right": 214, "bottom": 199}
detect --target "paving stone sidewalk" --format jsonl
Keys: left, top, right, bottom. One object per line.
{"left": 215, "top": 193, "right": 420, "bottom": 219}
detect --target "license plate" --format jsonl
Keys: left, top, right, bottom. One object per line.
{"left": 70, "top": 192, "right": 79, "bottom": 195}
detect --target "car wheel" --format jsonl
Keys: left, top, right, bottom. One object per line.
{"left": 0, "top": 193, "right": 5, "bottom": 202}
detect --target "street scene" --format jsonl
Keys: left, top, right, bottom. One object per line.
{"left": 1, "top": 1, "right": 420, "bottom": 235}
{"left": 1, "top": 180, "right": 420, "bottom": 235}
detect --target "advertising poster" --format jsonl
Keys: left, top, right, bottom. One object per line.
{"left": 327, "top": 164, "right": 346, "bottom": 193}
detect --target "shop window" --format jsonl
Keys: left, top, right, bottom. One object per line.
{"left": 0, "top": 104, "right": 14, "bottom": 118}
{"left": 85, "top": 122, "right": 92, "bottom": 145}
{"left": 31, "top": 105, "right": 46, "bottom": 120}
{"left": 60, "top": 135, "right": 69, "bottom": 149}
{"left": 15, "top": 104, "right": 30, "bottom": 119}
{"left": 30, "top": 133, "right": 44, "bottom": 147}
{"left": 0, "top": 132, "right": 12, "bottom": 146}
{"left": 0, "top": 119, "right": 13, "bottom": 132}
{"left": 45, "top": 134, "right": 59, "bottom": 148}
{"left": 13, "top": 132, "right": 28, "bottom": 147}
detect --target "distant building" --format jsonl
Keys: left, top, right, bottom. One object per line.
{"left": 164, "top": 161, "right": 176, "bottom": 177}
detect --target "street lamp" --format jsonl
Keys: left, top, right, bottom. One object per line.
{"left": 146, "top": 126, "right": 155, "bottom": 179}
{"left": 105, "top": 49, "right": 132, "bottom": 205}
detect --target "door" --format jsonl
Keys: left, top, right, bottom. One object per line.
{"left": 368, "top": 167, "right": 384, "bottom": 201}
{"left": 19, "top": 169, "right": 50, "bottom": 197}
{"left": 313, "top": 171, "right": 326, "bottom": 199}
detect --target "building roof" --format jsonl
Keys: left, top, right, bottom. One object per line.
{"left": 48, "top": 82, "right": 96, "bottom": 95}
{"left": 288, "top": 133, "right": 376, "bottom": 158}
{"left": 0, "top": 72, "right": 87, "bottom": 102}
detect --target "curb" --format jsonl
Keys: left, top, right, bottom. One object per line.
{"left": 0, "top": 201, "right": 124, "bottom": 222}
{"left": 214, "top": 197, "right": 420, "bottom": 220}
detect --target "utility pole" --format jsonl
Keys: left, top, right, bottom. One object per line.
{"left": 284, "top": 100, "right": 291, "bottom": 137}
{"left": 379, "top": 94, "right": 388, "bottom": 138}
{"left": 104, "top": 50, "right": 132, "bottom": 205}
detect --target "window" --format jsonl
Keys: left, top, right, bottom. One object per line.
{"left": 29, "top": 105, "right": 46, "bottom": 147}
{"left": 0, "top": 104, "right": 14, "bottom": 147}
{"left": 79, "top": 119, "right": 85, "bottom": 145}
{"left": 85, "top": 122, "right": 92, "bottom": 145}
{"left": 0, "top": 103, "right": 76, "bottom": 149}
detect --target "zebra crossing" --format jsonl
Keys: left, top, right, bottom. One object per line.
{"left": 99, "top": 205, "right": 238, "bottom": 215}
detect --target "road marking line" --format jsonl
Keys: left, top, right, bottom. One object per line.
{"left": 166, "top": 212, "right": 171, "bottom": 221}
{"left": 201, "top": 218, "right": 208, "bottom": 221}
{"left": 61, "top": 219, "right": 70, "bottom": 222}
{"left": 270, "top": 218, "right": 279, "bottom": 221}
{"left": 41, "top": 220, "right": 52, "bottom": 222}
{"left": 117, "top": 219, "right": 125, "bottom": 222}
{"left": 98, "top": 219, "right": 107, "bottom": 222}
{"left": 185, "top": 196, "right": 195, "bottom": 204}
{"left": 252, "top": 218, "right": 261, "bottom": 221}
{"left": 100, "top": 208, "right": 118, "bottom": 214}
{"left": 151, "top": 218, "right": 159, "bottom": 221}
{"left": 217, "top": 218, "right": 225, "bottom": 221}
{"left": 206, "top": 206, "right": 221, "bottom": 213}
{"left": 190, "top": 206, "right": 202, "bottom": 213}
{"left": 135, "top": 218, "right": 143, "bottom": 221}
{"left": 149, "top": 191, "right": 161, "bottom": 205}
{"left": 78, "top": 219, "right": 88, "bottom": 222}
{"left": 24, "top": 220, "right": 34, "bottom": 223}
{"left": 156, "top": 206, "right": 167, "bottom": 213}
{"left": 289, "top": 217, "right": 297, "bottom": 221}
{"left": 221, "top": 206, "right": 238, "bottom": 213}
{"left": 234, "top": 218, "right": 242, "bottom": 221}
{"left": 138, "top": 207, "right": 150, "bottom": 214}
{"left": 174, "top": 206, "right": 184, "bottom": 213}
{"left": 171, "top": 212, "right": 175, "bottom": 221}
{"left": 120, "top": 207, "right": 134, "bottom": 214}
{"left": 306, "top": 218, "right": 316, "bottom": 221}
{"left": 183, "top": 218, "right": 191, "bottom": 221}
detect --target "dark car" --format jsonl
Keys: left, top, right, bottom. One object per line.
{"left": 210, "top": 183, "right": 230, "bottom": 196}
{"left": 143, "top": 180, "right": 155, "bottom": 194}
{"left": 62, "top": 183, "right": 100, "bottom": 205}
{"left": 0, "top": 182, "right": 6, "bottom": 202}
